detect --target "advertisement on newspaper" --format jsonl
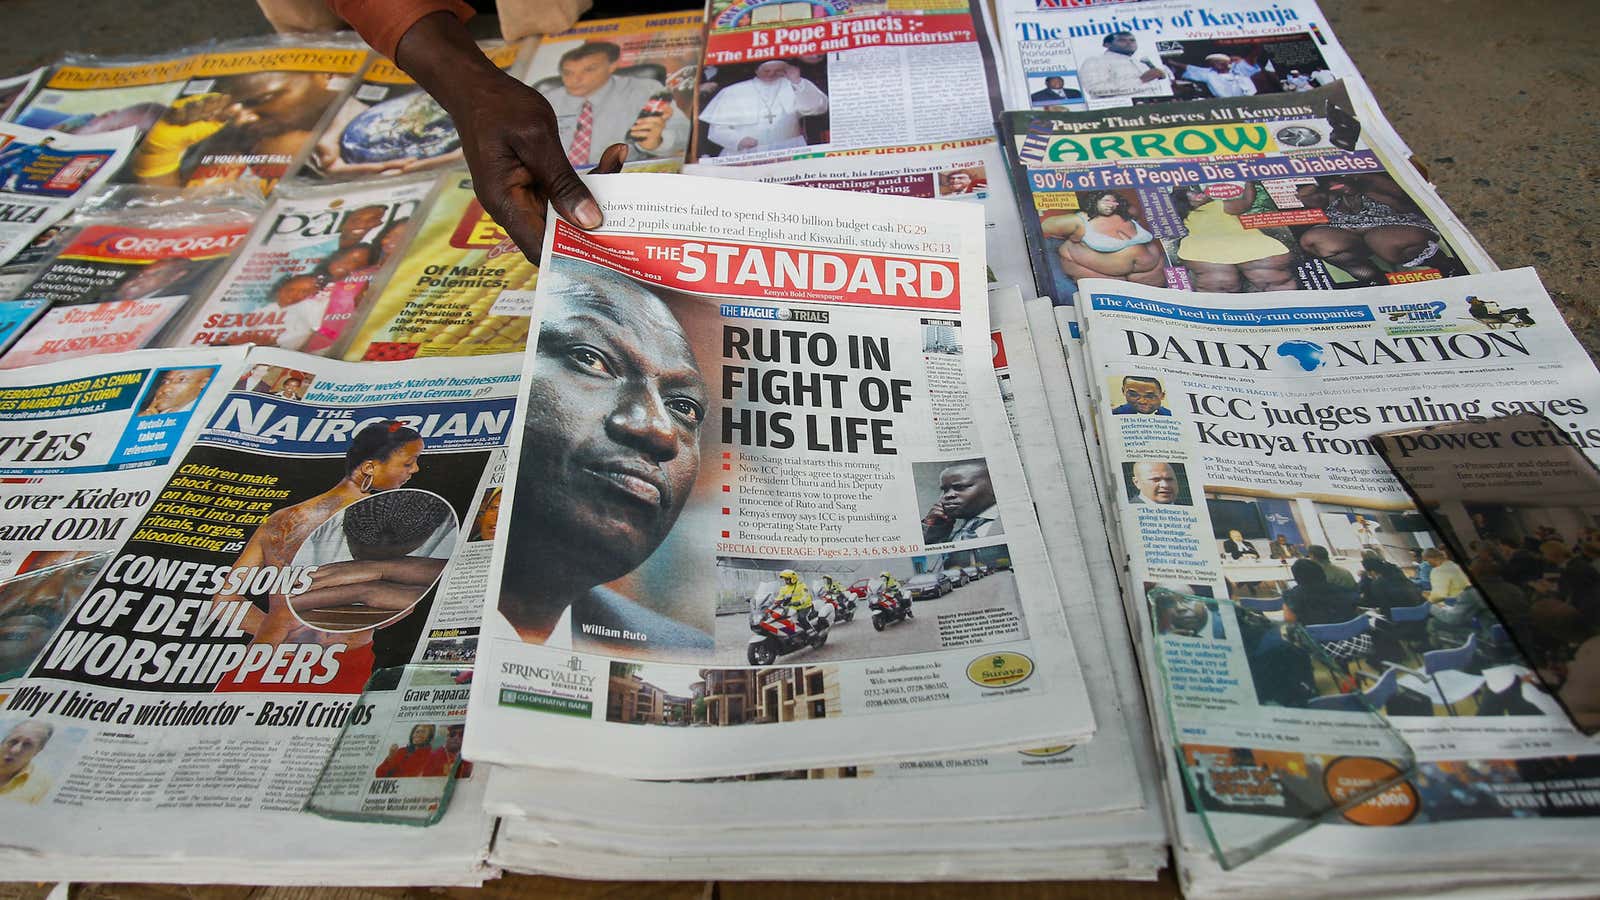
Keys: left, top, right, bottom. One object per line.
{"left": 296, "top": 42, "right": 526, "bottom": 183}
{"left": 338, "top": 174, "right": 537, "bottom": 361}
{"left": 122, "top": 40, "right": 367, "bottom": 194}
{"left": 691, "top": 0, "right": 1002, "bottom": 165}
{"left": 522, "top": 11, "right": 704, "bottom": 172}
{"left": 1002, "top": 83, "right": 1491, "bottom": 310}
{"left": 997, "top": 0, "right": 1357, "bottom": 112}
{"left": 0, "top": 201, "right": 256, "bottom": 369}
{"left": 1076, "top": 270, "right": 1600, "bottom": 842}
{"left": 0, "top": 121, "right": 136, "bottom": 272}
{"left": 166, "top": 176, "right": 431, "bottom": 352}
{"left": 684, "top": 141, "right": 1033, "bottom": 291}
{"left": 0, "top": 350, "right": 512, "bottom": 882}
{"left": 465, "top": 173, "right": 1094, "bottom": 779}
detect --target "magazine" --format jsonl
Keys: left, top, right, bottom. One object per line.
{"left": 691, "top": 0, "right": 1003, "bottom": 165}
{"left": 0, "top": 193, "right": 257, "bottom": 368}
{"left": 336, "top": 173, "right": 537, "bottom": 361}
{"left": 521, "top": 10, "right": 704, "bottom": 172}
{"left": 0, "top": 67, "right": 45, "bottom": 122}
{"left": 162, "top": 175, "right": 433, "bottom": 352}
{"left": 1073, "top": 270, "right": 1600, "bottom": 894}
{"left": 464, "top": 172, "right": 1096, "bottom": 779}
{"left": 0, "top": 120, "right": 137, "bottom": 272}
{"left": 1002, "top": 82, "right": 1493, "bottom": 310}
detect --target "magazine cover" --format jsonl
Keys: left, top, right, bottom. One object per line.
{"left": 0, "top": 200, "right": 255, "bottom": 369}
{"left": 0, "top": 67, "right": 45, "bottom": 121}
{"left": 521, "top": 10, "right": 703, "bottom": 172}
{"left": 338, "top": 173, "right": 536, "bottom": 360}
{"left": 0, "top": 120, "right": 137, "bottom": 270}
{"left": 296, "top": 41, "right": 527, "bottom": 182}
{"left": 163, "top": 175, "right": 432, "bottom": 351}
{"left": 122, "top": 39, "right": 367, "bottom": 194}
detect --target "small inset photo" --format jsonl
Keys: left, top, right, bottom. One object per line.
{"left": 1123, "top": 460, "right": 1191, "bottom": 506}
{"left": 289, "top": 488, "right": 459, "bottom": 632}
{"left": 937, "top": 165, "right": 987, "bottom": 196}
{"left": 913, "top": 458, "right": 1003, "bottom": 543}
{"left": 468, "top": 487, "right": 501, "bottom": 542}
{"left": 1109, "top": 373, "right": 1172, "bottom": 416}
{"left": 1146, "top": 582, "right": 1222, "bottom": 639}
{"left": 237, "top": 364, "right": 315, "bottom": 400}
{"left": 921, "top": 318, "right": 961, "bottom": 355}
{"left": 373, "top": 722, "right": 462, "bottom": 778}
{"left": 0, "top": 718, "right": 84, "bottom": 805}
{"left": 136, "top": 366, "right": 215, "bottom": 416}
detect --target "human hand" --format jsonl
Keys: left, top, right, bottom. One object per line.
{"left": 166, "top": 93, "right": 232, "bottom": 125}
{"left": 628, "top": 114, "right": 667, "bottom": 151}
{"left": 1140, "top": 68, "right": 1166, "bottom": 83}
{"left": 737, "top": 136, "right": 758, "bottom": 150}
{"left": 784, "top": 63, "right": 803, "bottom": 83}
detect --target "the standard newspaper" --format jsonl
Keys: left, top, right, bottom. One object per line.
{"left": 0, "top": 348, "right": 518, "bottom": 883}
{"left": 996, "top": 0, "right": 1358, "bottom": 113}
{"left": 684, "top": 141, "right": 1033, "bottom": 291}
{"left": 464, "top": 172, "right": 1096, "bottom": 779}
{"left": 1074, "top": 270, "right": 1600, "bottom": 896}
{"left": 0, "top": 120, "right": 136, "bottom": 273}
{"left": 520, "top": 10, "right": 703, "bottom": 172}
{"left": 163, "top": 175, "right": 432, "bottom": 351}
{"left": 1002, "top": 82, "right": 1491, "bottom": 310}
{"left": 691, "top": 0, "right": 1003, "bottom": 164}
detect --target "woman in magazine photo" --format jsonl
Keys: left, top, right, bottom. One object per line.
{"left": 1040, "top": 190, "right": 1165, "bottom": 289}
{"left": 212, "top": 420, "right": 429, "bottom": 691}
{"left": 1294, "top": 172, "right": 1467, "bottom": 283}
{"left": 1170, "top": 182, "right": 1298, "bottom": 292}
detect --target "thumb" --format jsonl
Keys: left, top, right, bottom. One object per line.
{"left": 516, "top": 132, "right": 604, "bottom": 230}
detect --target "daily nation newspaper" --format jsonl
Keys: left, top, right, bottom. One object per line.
{"left": 1001, "top": 82, "right": 1491, "bottom": 312}
{"left": 1074, "top": 270, "right": 1600, "bottom": 892}
{"left": 164, "top": 175, "right": 432, "bottom": 352}
{"left": 464, "top": 173, "right": 1095, "bottom": 780}
{"left": 0, "top": 121, "right": 136, "bottom": 273}
{"left": 0, "top": 348, "right": 516, "bottom": 883}
{"left": 684, "top": 141, "right": 1033, "bottom": 291}
{"left": 294, "top": 41, "right": 527, "bottom": 183}
{"left": 521, "top": 10, "right": 704, "bottom": 173}
{"left": 691, "top": 0, "right": 1003, "bottom": 165}
{"left": 997, "top": 0, "right": 1358, "bottom": 113}
{"left": 336, "top": 172, "right": 538, "bottom": 361}
{"left": 0, "top": 193, "right": 256, "bottom": 368}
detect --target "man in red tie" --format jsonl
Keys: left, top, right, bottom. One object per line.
{"left": 536, "top": 42, "right": 687, "bottom": 170}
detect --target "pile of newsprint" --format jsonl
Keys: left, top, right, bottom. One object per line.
{"left": 0, "top": 0, "right": 1594, "bottom": 895}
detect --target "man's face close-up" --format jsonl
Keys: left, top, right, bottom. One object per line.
{"left": 560, "top": 53, "right": 615, "bottom": 98}
{"left": 520, "top": 276, "right": 707, "bottom": 582}
{"left": 115, "top": 258, "right": 191, "bottom": 302}
{"left": 938, "top": 464, "right": 995, "bottom": 519}
{"left": 1108, "top": 34, "right": 1138, "bottom": 56}
{"left": 1122, "top": 379, "right": 1164, "bottom": 413}
{"left": 1133, "top": 462, "right": 1179, "bottom": 503}
{"left": 149, "top": 369, "right": 206, "bottom": 409}
{"left": 0, "top": 723, "right": 48, "bottom": 772}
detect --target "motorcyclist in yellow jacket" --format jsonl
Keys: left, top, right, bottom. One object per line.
{"left": 777, "top": 569, "right": 817, "bottom": 632}
{"left": 879, "top": 571, "right": 912, "bottom": 618}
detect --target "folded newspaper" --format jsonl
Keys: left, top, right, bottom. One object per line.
{"left": 464, "top": 172, "right": 1097, "bottom": 779}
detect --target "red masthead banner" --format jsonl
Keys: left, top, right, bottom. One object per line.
{"left": 552, "top": 221, "right": 960, "bottom": 311}
{"left": 703, "top": 14, "right": 977, "bottom": 66}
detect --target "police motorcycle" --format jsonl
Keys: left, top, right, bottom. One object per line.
{"left": 817, "top": 579, "right": 856, "bottom": 624}
{"left": 747, "top": 579, "right": 832, "bottom": 666}
{"left": 869, "top": 575, "right": 913, "bottom": 631}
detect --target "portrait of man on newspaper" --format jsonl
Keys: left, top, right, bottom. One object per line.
{"left": 498, "top": 256, "right": 714, "bottom": 654}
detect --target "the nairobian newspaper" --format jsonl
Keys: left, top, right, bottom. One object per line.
{"left": 996, "top": 0, "right": 1359, "bottom": 114}
{"left": 1000, "top": 82, "right": 1492, "bottom": 312}
{"left": 294, "top": 41, "right": 527, "bottom": 183}
{"left": 336, "top": 172, "right": 538, "bottom": 361}
{"left": 0, "top": 194, "right": 256, "bottom": 368}
{"left": 1074, "top": 269, "right": 1600, "bottom": 892}
{"left": 690, "top": 0, "right": 1004, "bottom": 165}
{"left": 0, "top": 347, "right": 518, "bottom": 882}
{"left": 164, "top": 175, "right": 432, "bottom": 352}
{"left": 464, "top": 172, "right": 1095, "bottom": 780}
{"left": 520, "top": 10, "right": 704, "bottom": 173}
{"left": 0, "top": 120, "right": 136, "bottom": 277}
{"left": 684, "top": 141, "right": 1034, "bottom": 291}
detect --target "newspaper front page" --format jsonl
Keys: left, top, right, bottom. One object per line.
{"left": 0, "top": 349, "right": 517, "bottom": 882}
{"left": 0, "top": 120, "right": 136, "bottom": 274}
{"left": 997, "top": 0, "right": 1358, "bottom": 113}
{"left": 1075, "top": 270, "right": 1600, "bottom": 889}
{"left": 691, "top": 0, "right": 1002, "bottom": 165}
{"left": 465, "top": 172, "right": 1094, "bottom": 779}
{"left": 1002, "top": 82, "right": 1491, "bottom": 312}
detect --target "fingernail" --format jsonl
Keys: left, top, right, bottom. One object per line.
{"left": 575, "top": 200, "right": 602, "bottom": 229}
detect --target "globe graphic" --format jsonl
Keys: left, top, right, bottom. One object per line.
{"left": 340, "top": 91, "right": 459, "bottom": 164}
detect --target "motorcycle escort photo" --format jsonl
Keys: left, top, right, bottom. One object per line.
{"left": 818, "top": 582, "right": 856, "bottom": 624}
{"left": 747, "top": 573, "right": 834, "bottom": 666}
{"left": 869, "top": 578, "right": 913, "bottom": 632}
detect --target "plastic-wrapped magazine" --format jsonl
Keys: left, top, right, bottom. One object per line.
{"left": 464, "top": 173, "right": 1096, "bottom": 780}
{"left": 0, "top": 67, "right": 45, "bottom": 122}
{"left": 691, "top": 0, "right": 1003, "bottom": 165}
{"left": 0, "top": 120, "right": 137, "bottom": 275}
{"left": 337, "top": 172, "right": 537, "bottom": 360}
{"left": 163, "top": 175, "right": 432, "bottom": 352}
{"left": 996, "top": 0, "right": 1359, "bottom": 113}
{"left": 295, "top": 41, "right": 527, "bottom": 182}
{"left": 521, "top": 10, "right": 704, "bottom": 172}
{"left": 121, "top": 37, "right": 368, "bottom": 194}
{"left": 0, "top": 190, "right": 257, "bottom": 368}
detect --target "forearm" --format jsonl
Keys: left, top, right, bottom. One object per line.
{"left": 394, "top": 11, "right": 508, "bottom": 117}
